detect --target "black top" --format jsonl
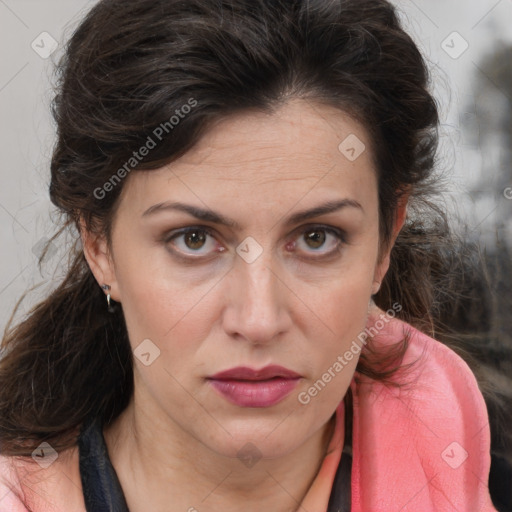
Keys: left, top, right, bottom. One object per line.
{"left": 77, "top": 415, "right": 352, "bottom": 512}
{"left": 78, "top": 416, "right": 130, "bottom": 512}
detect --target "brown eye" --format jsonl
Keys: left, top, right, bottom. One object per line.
{"left": 164, "top": 227, "right": 218, "bottom": 256}
{"left": 304, "top": 229, "right": 326, "bottom": 249}
{"left": 183, "top": 230, "right": 207, "bottom": 250}
{"left": 294, "top": 225, "right": 346, "bottom": 258}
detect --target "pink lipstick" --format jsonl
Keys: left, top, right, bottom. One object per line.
{"left": 207, "top": 365, "right": 301, "bottom": 407}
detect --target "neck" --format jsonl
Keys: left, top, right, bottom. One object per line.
{"left": 103, "top": 392, "right": 337, "bottom": 512}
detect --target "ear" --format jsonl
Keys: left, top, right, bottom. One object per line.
{"left": 371, "top": 189, "right": 410, "bottom": 295}
{"left": 79, "top": 218, "right": 120, "bottom": 302}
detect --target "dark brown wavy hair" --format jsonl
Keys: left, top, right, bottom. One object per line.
{"left": 0, "top": 0, "right": 486, "bottom": 458}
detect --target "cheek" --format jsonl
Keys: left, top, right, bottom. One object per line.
{"left": 315, "top": 279, "right": 370, "bottom": 361}
{"left": 111, "top": 238, "right": 203, "bottom": 351}
{"left": 118, "top": 273, "right": 212, "bottom": 354}
{"left": 301, "top": 252, "right": 376, "bottom": 379}
{"left": 113, "top": 223, "right": 219, "bottom": 320}
{"left": 310, "top": 252, "right": 375, "bottom": 330}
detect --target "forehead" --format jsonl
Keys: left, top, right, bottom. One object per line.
{"left": 118, "top": 99, "right": 377, "bottom": 218}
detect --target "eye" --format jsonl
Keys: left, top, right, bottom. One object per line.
{"left": 162, "top": 224, "right": 346, "bottom": 260}
{"left": 164, "top": 227, "right": 220, "bottom": 257}
{"left": 291, "top": 225, "right": 345, "bottom": 258}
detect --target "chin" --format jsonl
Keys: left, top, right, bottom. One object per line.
{"left": 203, "top": 420, "right": 301, "bottom": 462}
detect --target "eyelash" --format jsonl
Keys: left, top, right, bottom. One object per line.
{"left": 162, "top": 224, "right": 347, "bottom": 261}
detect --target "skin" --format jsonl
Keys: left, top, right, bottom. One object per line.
{"left": 82, "top": 99, "right": 407, "bottom": 512}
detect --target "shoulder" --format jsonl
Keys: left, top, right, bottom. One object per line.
{"left": 0, "top": 445, "right": 85, "bottom": 512}
{"left": 0, "top": 455, "right": 28, "bottom": 511}
{"left": 349, "top": 307, "right": 496, "bottom": 511}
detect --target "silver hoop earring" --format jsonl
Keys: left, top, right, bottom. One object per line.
{"left": 101, "top": 284, "right": 113, "bottom": 312}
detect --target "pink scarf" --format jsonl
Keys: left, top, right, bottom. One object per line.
{"left": 300, "top": 312, "right": 497, "bottom": 511}
{"left": 0, "top": 313, "right": 497, "bottom": 511}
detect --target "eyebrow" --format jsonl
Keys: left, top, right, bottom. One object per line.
{"left": 142, "top": 198, "right": 363, "bottom": 229}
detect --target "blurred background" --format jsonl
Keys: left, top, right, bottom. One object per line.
{"left": 0, "top": 0, "right": 511, "bottom": 508}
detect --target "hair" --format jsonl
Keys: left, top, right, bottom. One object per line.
{"left": 0, "top": 0, "right": 495, "bottom": 459}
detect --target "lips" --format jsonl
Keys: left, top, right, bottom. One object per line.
{"left": 207, "top": 365, "right": 301, "bottom": 408}
{"left": 209, "top": 365, "right": 301, "bottom": 381}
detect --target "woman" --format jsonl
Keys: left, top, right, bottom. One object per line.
{"left": 0, "top": 0, "right": 499, "bottom": 510}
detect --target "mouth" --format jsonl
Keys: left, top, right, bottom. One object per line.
{"left": 206, "top": 365, "right": 302, "bottom": 408}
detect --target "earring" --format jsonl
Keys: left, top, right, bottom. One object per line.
{"left": 101, "top": 284, "right": 113, "bottom": 312}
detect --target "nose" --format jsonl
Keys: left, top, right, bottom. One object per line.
{"left": 221, "top": 248, "right": 292, "bottom": 345}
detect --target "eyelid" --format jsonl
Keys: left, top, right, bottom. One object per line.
{"left": 162, "top": 224, "right": 347, "bottom": 258}
{"left": 292, "top": 224, "right": 347, "bottom": 258}
{"left": 298, "top": 223, "right": 347, "bottom": 244}
{"left": 161, "top": 226, "right": 219, "bottom": 256}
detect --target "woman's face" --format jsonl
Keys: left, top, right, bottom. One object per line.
{"left": 89, "top": 99, "right": 392, "bottom": 460}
